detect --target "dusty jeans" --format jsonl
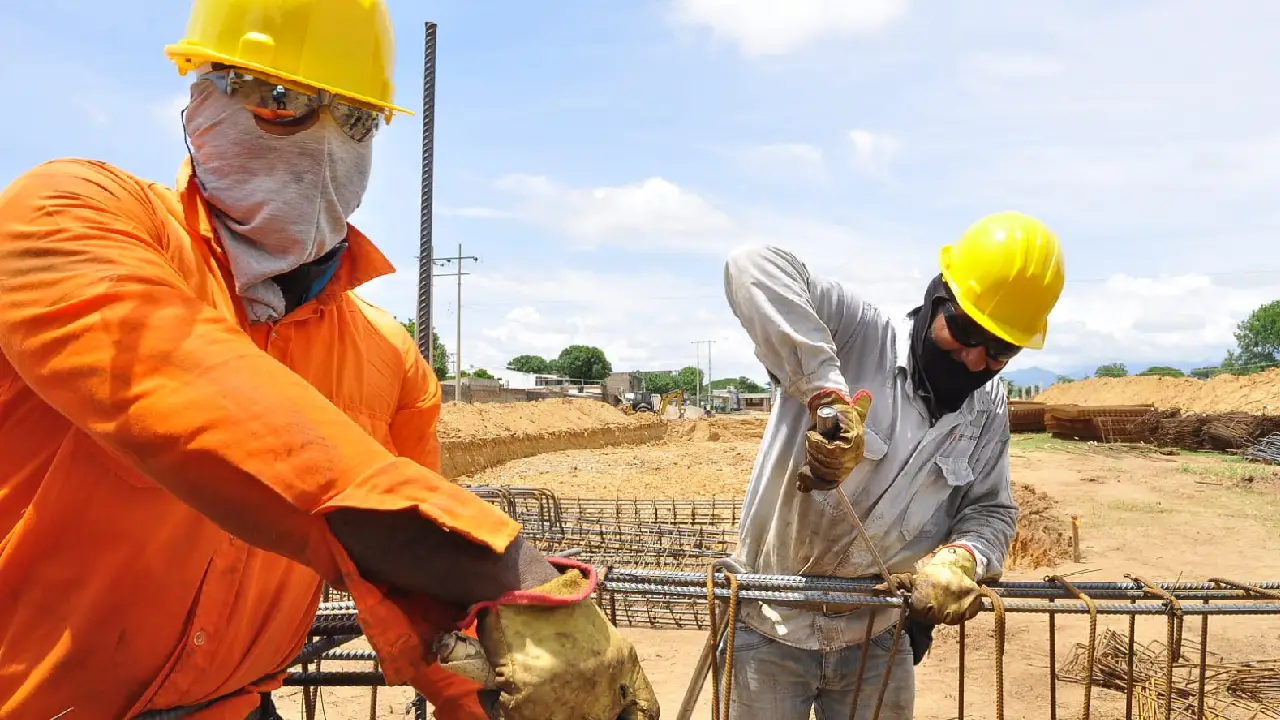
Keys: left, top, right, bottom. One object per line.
{"left": 717, "top": 621, "right": 914, "bottom": 719}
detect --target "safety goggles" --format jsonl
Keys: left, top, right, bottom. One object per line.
{"left": 197, "top": 65, "right": 382, "bottom": 143}
{"left": 939, "top": 297, "right": 1022, "bottom": 363}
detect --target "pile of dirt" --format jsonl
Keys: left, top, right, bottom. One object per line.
{"left": 438, "top": 399, "right": 666, "bottom": 478}
{"left": 664, "top": 415, "right": 770, "bottom": 443}
{"left": 1033, "top": 369, "right": 1280, "bottom": 413}
{"left": 1008, "top": 483, "right": 1071, "bottom": 569}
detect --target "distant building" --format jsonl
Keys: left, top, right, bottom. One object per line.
{"left": 489, "top": 367, "right": 574, "bottom": 390}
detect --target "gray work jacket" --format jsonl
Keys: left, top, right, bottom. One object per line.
{"left": 723, "top": 244, "right": 1017, "bottom": 651}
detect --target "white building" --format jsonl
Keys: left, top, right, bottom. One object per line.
{"left": 488, "top": 367, "right": 574, "bottom": 390}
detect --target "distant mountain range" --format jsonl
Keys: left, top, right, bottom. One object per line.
{"left": 1003, "top": 360, "right": 1223, "bottom": 390}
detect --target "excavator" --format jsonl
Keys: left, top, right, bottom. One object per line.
{"left": 619, "top": 389, "right": 685, "bottom": 417}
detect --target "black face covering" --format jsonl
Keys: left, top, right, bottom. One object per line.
{"left": 908, "top": 274, "right": 1000, "bottom": 422}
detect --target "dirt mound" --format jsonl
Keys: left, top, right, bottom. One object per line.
{"left": 438, "top": 399, "right": 666, "bottom": 478}
{"left": 1008, "top": 483, "right": 1071, "bottom": 569}
{"left": 664, "top": 415, "right": 769, "bottom": 443}
{"left": 1034, "top": 369, "right": 1280, "bottom": 413}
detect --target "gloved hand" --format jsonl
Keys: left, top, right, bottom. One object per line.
{"left": 795, "top": 388, "right": 873, "bottom": 493}
{"left": 437, "top": 557, "right": 660, "bottom": 720}
{"left": 903, "top": 545, "right": 984, "bottom": 625}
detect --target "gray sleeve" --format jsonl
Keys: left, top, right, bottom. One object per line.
{"left": 723, "top": 244, "right": 867, "bottom": 404}
{"left": 947, "top": 389, "right": 1018, "bottom": 580}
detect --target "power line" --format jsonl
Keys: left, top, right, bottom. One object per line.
{"left": 434, "top": 243, "right": 479, "bottom": 401}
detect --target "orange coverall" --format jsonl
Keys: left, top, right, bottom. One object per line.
{"left": 0, "top": 158, "right": 518, "bottom": 719}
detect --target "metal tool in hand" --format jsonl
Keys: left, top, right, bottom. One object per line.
{"left": 815, "top": 404, "right": 842, "bottom": 440}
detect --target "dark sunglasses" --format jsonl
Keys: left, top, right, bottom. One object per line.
{"left": 939, "top": 300, "right": 1022, "bottom": 362}
{"left": 197, "top": 65, "right": 382, "bottom": 143}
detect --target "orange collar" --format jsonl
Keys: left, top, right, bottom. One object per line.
{"left": 175, "top": 158, "right": 396, "bottom": 304}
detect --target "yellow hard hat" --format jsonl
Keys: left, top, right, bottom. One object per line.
{"left": 164, "top": 0, "right": 412, "bottom": 119}
{"left": 938, "top": 211, "right": 1065, "bottom": 350}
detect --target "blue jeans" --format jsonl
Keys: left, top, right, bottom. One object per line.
{"left": 716, "top": 621, "right": 915, "bottom": 719}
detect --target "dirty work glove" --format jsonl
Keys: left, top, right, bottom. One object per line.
{"left": 904, "top": 545, "right": 984, "bottom": 625}
{"left": 795, "top": 388, "right": 873, "bottom": 493}
{"left": 437, "top": 557, "right": 660, "bottom": 720}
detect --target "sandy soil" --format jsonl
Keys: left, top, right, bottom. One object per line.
{"left": 275, "top": 420, "right": 1280, "bottom": 719}
{"left": 1033, "top": 368, "right": 1280, "bottom": 413}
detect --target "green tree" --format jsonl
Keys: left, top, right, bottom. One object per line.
{"left": 1189, "top": 366, "right": 1220, "bottom": 380}
{"left": 676, "top": 366, "right": 705, "bottom": 396}
{"left": 710, "top": 376, "right": 767, "bottom": 393}
{"left": 1055, "top": 375, "right": 1076, "bottom": 384}
{"left": 400, "top": 318, "right": 449, "bottom": 380}
{"left": 638, "top": 371, "right": 680, "bottom": 395}
{"left": 1094, "top": 363, "right": 1128, "bottom": 378}
{"left": 1223, "top": 299, "right": 1280, "bottom": 375}
{"left": 551, "top": 345, "right": 612, "bottom": 382}
{"left": 506, "top": 354, "right": 553, "bottom": 374}
{"left": 1137, "top": 366, "right": 1185, "bottom": 377}
{"left": 470, "top": 368, "right": 496, "bottom": 380}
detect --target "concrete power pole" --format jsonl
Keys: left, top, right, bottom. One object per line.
{"left": 691, "top": 339, "right": 716, "bottom": 411}
{"left": 434, "top": 243, "right": 477, "bottom": 403}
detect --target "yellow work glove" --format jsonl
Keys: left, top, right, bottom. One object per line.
{"left": 795, "top": 388, "right": 873, "bottom": 493}
{"left": 906, "top": 546, "right": 984, "bottom": 625}
{"left": 438, "top": 558, "right": 660, "bottom": 720}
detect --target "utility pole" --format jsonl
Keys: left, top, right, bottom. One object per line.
{"left": 433, "top": 242, "right": 477, "bottom": 403}
{"left": 691, "top": 339, "right": 716, "bottom": 410}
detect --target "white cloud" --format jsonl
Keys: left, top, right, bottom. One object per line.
{"left": 438, "top": 205, "right": 515, "bottom": 220}
{"left": 494, "top": 174, "right": 735, "bottom": 251}
{"left": 1011, "top": 272, "right": 1280, "bottom": 372}
{"left": 738, "top": 143, "right": 825, "bottom": 181}
{"left": 670, "top": 0, "right": 909, "bottom": 57}
{"left": 848, "top": 130, "right": 898, "bottom": 176}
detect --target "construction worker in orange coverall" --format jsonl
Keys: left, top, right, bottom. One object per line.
{"left": 0, "top": 1, "right": 657, "bottom": 719}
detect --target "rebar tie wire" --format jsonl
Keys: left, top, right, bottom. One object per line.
{"left": 1049, "top": 575, "right": 1098, "bottom": 720}
{"left": 1129, "top": 573, "right": 1185, "bottom": 720}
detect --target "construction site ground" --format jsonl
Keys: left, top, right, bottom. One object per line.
{"left": 273, "top": 403, "right": 1280, "bottom": 719}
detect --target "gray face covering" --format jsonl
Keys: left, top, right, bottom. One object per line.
{"left": 182, "top": 77, "right": 373, "bottom": 323}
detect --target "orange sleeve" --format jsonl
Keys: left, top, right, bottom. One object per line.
{"left": 389, "top": 328, "right": 445, "bottom": 473}
{"left": 0, "top": 160, "right": 520, "bottom": 685}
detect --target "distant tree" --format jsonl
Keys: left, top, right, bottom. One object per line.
{"left": 470, "top": 368, "right": 495, "bottom": 380}
{"left": 551, "top": 345, "right": 612, "bottom": 382}
{"left": 709, "top": 376, "right": 767, "bottom": 393}
{"left": 1094, "top": 363, "right": 1128, "bottom": 378}
{"left": 506, "top": 354, "right": 553, "bottom": 374}
{"left": 1189, "top": 366, "right": 1220, "bottom": 380}
{"left": 1137, "top": 366, "right": 1185, "bottom": 378}
{"left": 1222, "top": 300, "right": 1280, "bottom": 375}
{"left": 1055, "top": 375, "right": 1077, "bottom": 384}
{"left": 401, "top": 318, "right": 449, "bottom": 381}
{"left": 676, "top": 366, "right": 705, "bottom": 397}
{"left": 639, "top": 371, "right": 680, "bottom": 395}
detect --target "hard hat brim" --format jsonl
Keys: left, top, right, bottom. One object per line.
{"left": 164, "top": 43, "right": 415, "bottom": 120}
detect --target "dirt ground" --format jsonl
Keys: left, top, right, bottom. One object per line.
{"left": 275, "top": 416, "right": 1280, "bottom": 719}
{"left": 1033, "top": 368, "right": 1280, "bottom": 413}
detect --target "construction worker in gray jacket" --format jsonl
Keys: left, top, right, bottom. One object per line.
{"left": 720, "top": 211, "right": 1066, "bottom": 718}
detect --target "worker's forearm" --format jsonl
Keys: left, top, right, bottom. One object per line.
{"left": 326, "top": 508, "right": 561, "bottom": 607}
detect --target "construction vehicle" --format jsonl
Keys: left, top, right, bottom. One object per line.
{"left": 619, "top": 389, "right": 684, "bottom": 416}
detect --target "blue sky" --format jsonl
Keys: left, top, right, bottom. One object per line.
{"left": 4, "top": 1, "right": 1280, "bottom": 382}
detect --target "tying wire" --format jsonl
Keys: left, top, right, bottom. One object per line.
{"left": 1197, "top": 599, "right": 1209, "bottom": 720}
{"left": 1129, "top": 574, "right": 1183, "bottom": 720}
{"left": 1048, "top": 597, "right": 1057, "bottom": 720}
{"left": 1125, "top": 601, "right": 1137, "bottom": 720}
{"left": 867, "top": 600, "right": 909, "bottom": 720}
{"left": 848, "top": 614, "right": 877, "bottom": 714}
{"left": 706, "top": 563, "right": 740, "bottom": 720}
{"left": 979, "top": 586, "right": 1007, "bottom": 720}
{"left": 1050, "top": 575, "right": 1098, "bottom": 720}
